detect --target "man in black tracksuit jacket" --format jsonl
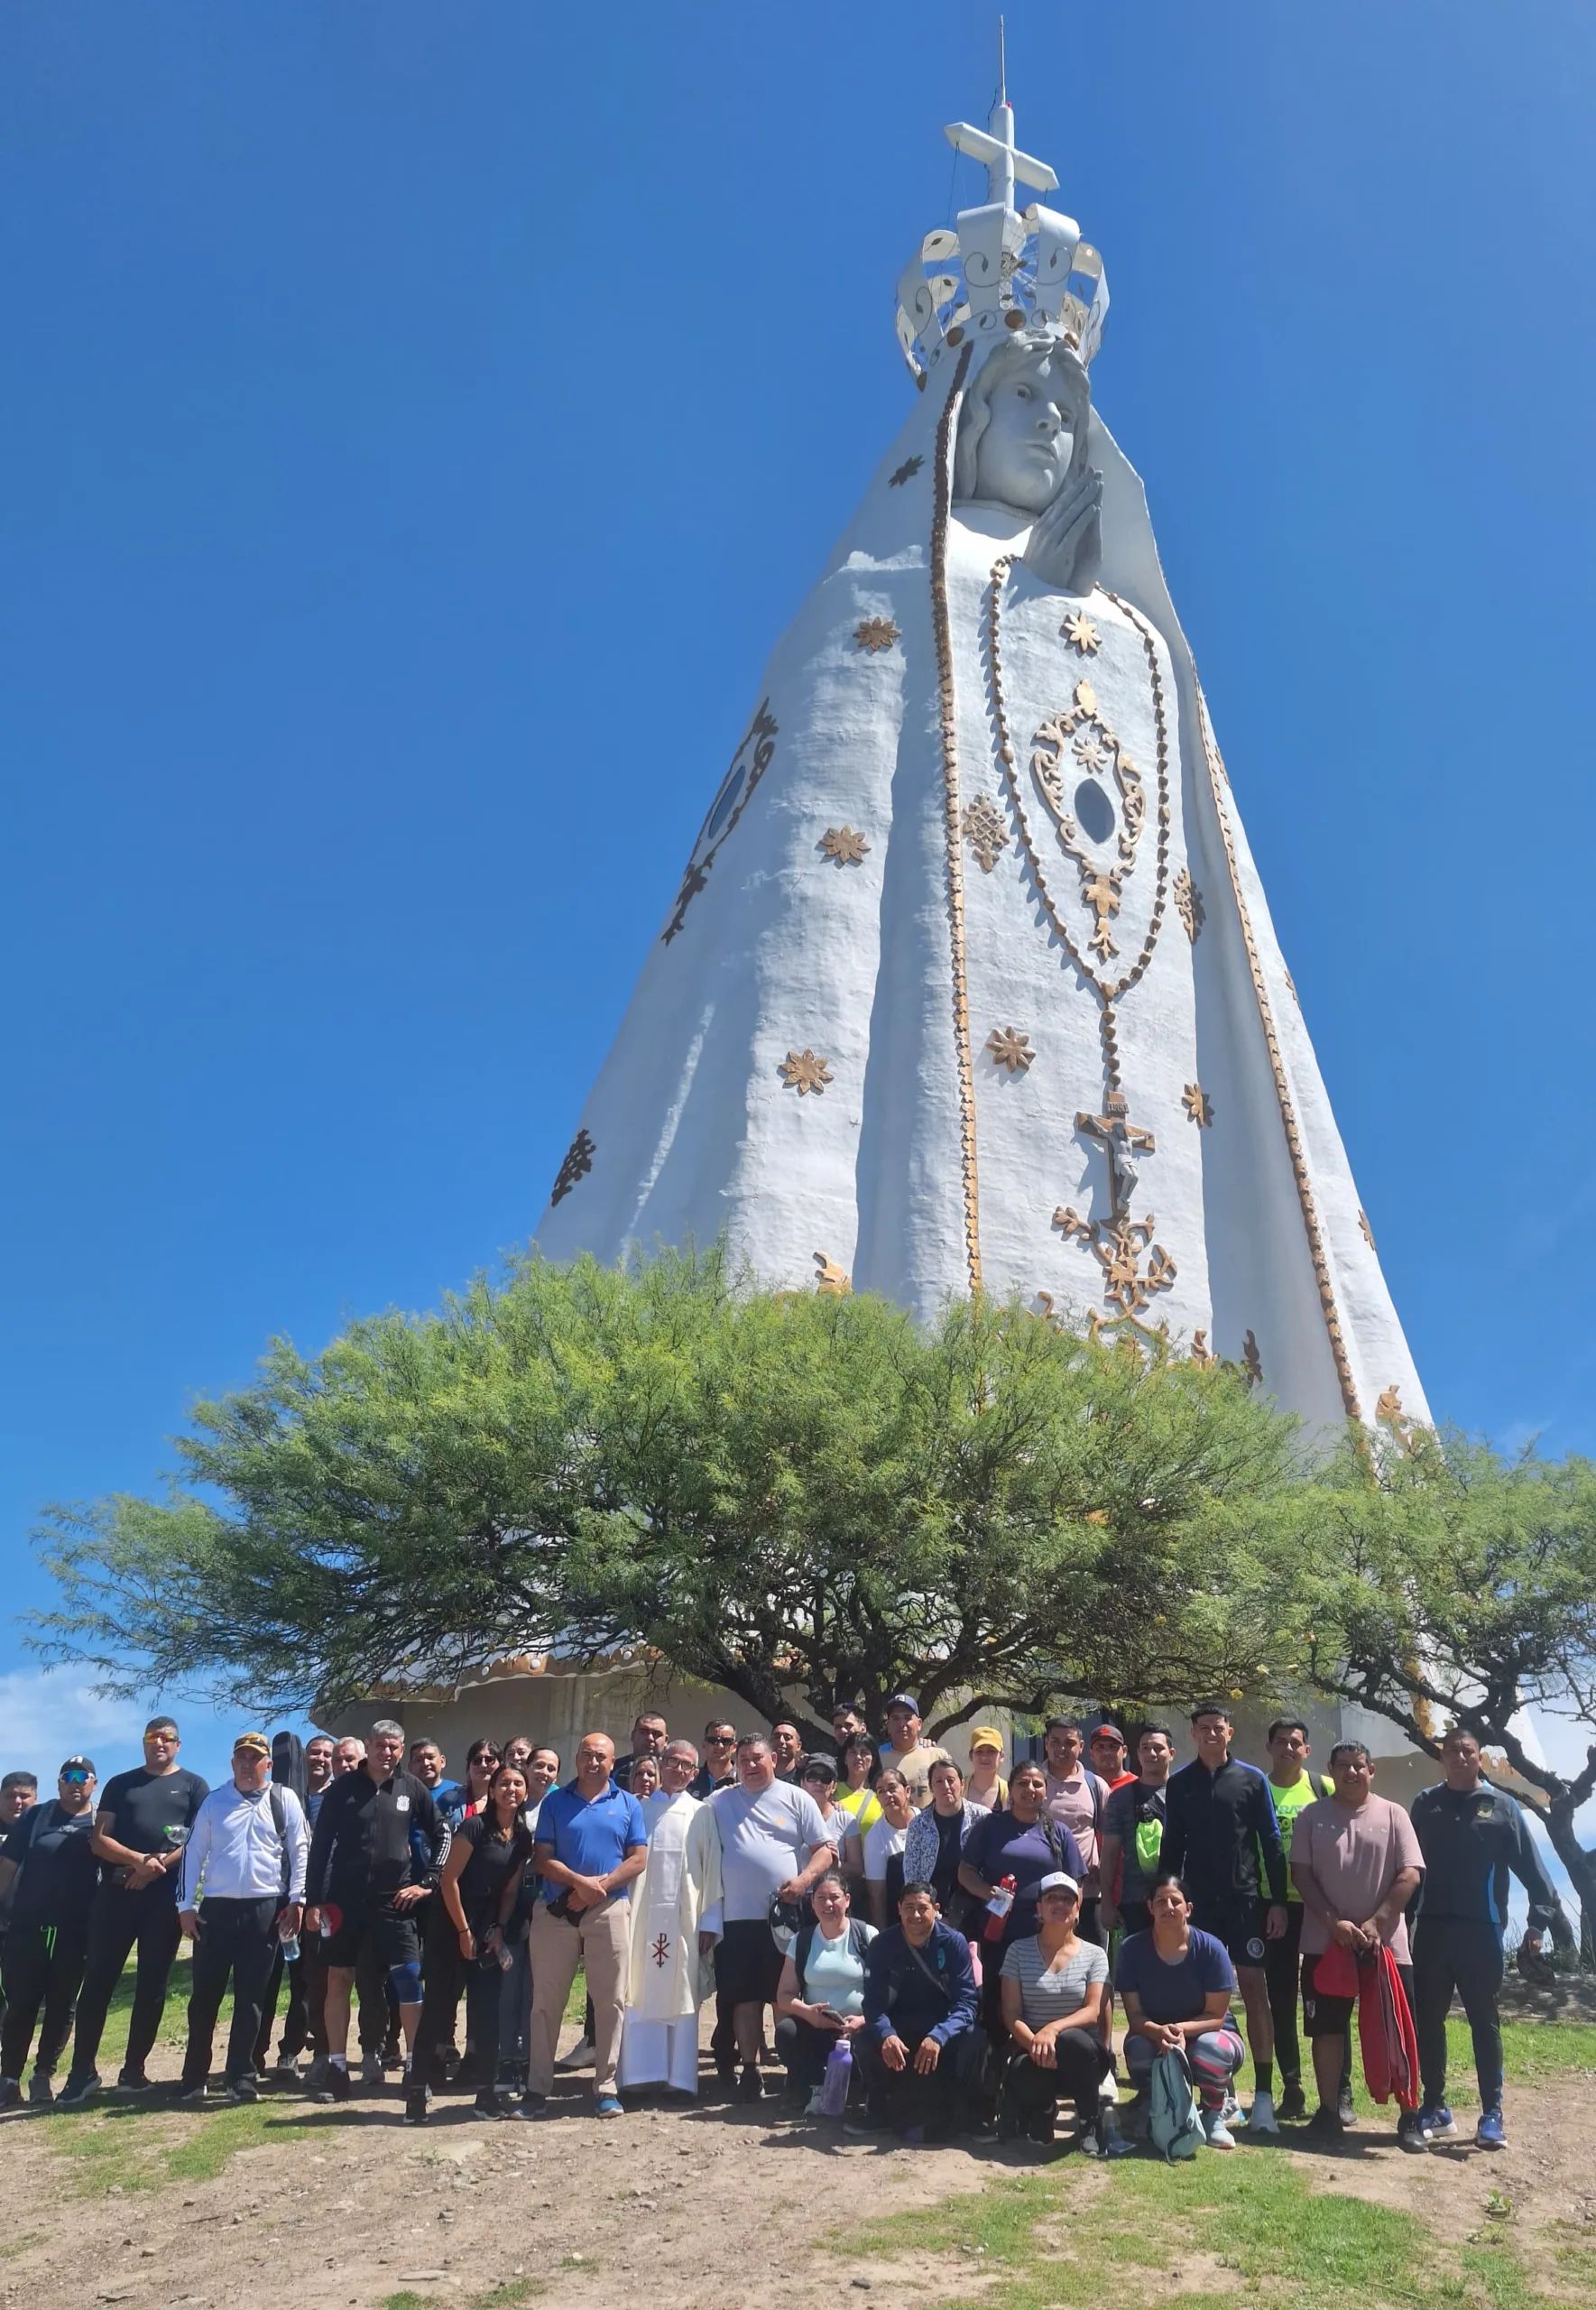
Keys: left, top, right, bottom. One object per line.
{"left": 1159, "top": 1705, "right": 1288, "bottom": 2124}
{"left": 303, "top": 1722, "right": 449, "bottom": 2102}
{"left": 1408, "top": 1727, "right": 1564, "bottom": 2142}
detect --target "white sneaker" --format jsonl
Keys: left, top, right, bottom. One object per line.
{"left": 805, "top": 2089, "right": 827, "bottom": 2117}
{"left": 1098, "top": 2072, "right": 1120, "bottom": 2103}
{"left": 554, "top": 2036, "right": 595, "bottom": 2073}
{"left": 1222, "top": 2090, "right": 1242, "bottom": 2124}
{"left": 1202, "top": 2108, "right": 1237, "bottom": 2151}
{"left": 1245, "top": 2088, "right": 1279, "bottom": 2134}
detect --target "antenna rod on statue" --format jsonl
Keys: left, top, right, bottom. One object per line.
{"left": 998, "top": 14, "right": 1006, "bottom": 106}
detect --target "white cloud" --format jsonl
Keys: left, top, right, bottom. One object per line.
{"left": 0, "top": 1668, "right": 313, "bottom": 1788}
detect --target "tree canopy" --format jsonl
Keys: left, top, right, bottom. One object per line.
{"left": 1289, "top": 1428, "right": 1596, "bottom": 1944}
{"left": 32, "top": 1248, "right": 1303, "bottom": 1738}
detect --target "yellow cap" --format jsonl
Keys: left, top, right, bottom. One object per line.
{"left": 233, "top": 1732, "right": 272, "bottom": 1758}
{"left": 969, "top": 1725, "right": 1004, "bottom": 1753}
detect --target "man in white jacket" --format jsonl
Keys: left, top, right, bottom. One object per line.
{"left": 176, "top": 1734, "right": 308, "bottom": 2104}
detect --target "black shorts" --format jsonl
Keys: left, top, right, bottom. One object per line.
{"left": 1190, "top": 1895, "right": 1268, "bottom": 1971}
{"left": 1302, "top": 1948, "right": 1414, "bottom": 2038}
{"left": 322, "top": 1895, "right": 421, "bottom": 1975}
{"left": 714, "top": 1917, "right": 784, "bottom": 2008}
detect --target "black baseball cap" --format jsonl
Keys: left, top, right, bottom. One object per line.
{"left": 60, "top": 1756, "right": 97, "bottom": 1779}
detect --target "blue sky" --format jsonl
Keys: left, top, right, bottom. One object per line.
{"left": 2, "top": 2, "right": 1594, "bottom": 1789}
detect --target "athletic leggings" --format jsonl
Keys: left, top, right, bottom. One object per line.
{"left": 1126, "top": 2025, "right": 1245, "bottom": 2110}
{"left": 1412, "top": 1916, "right": 1505, "bottom": 2111}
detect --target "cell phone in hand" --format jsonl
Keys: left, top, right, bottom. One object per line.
{"left": 815, "top": 2005, "right": 847, "bottom": 2028}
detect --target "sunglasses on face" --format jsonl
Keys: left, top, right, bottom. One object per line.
{"left": 61, "top": 1769, "right": 90, "bottom": 1785}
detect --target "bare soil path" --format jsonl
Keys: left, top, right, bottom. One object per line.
{"left": 2, "top": 2020, "right": 1592, "bottom": 2310}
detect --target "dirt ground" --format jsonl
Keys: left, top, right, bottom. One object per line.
{"left": 3, "top": 2016, "right": 1594, "bottom": 2310}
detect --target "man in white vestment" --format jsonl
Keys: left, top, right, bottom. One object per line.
{"left": 617, "top": 1741, "right": 723, "bottom": 2095}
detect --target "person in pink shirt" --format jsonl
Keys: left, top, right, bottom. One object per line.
{"left": 1040, "top": 1721, "right": 1111, "bottom": 1944}
{"left": 1289, "top": 1740, "right": 1425, "bottom": 2147}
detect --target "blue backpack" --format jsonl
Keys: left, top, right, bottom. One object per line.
{"left": 1149, "top": 2047, "right": 1204, "bottom": 2161}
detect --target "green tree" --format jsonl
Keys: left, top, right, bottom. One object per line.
{"left": 1292, "top": 1430, "right": 1596, "bottom": 1951}
{"left": 32, "top": 1249, "right": 1300, "bottom": 1741}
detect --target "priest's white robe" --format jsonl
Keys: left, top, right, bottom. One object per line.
{"left": 617, "top": 1789, "right": 724, "bottom": 2093}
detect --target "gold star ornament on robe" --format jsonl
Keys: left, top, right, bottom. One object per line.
{"left": 1062, "top": 610, "right": 1101, "bottom": 655}
{"left": 818, "top": 826, "right": 870, "bottom": 865}
{"left": 854, "top": 616, "right": 899, "bottom": 652}
{"left": 779, "top": 1049, "right": 833, "bottom": 1095}
{"left": 985, "top": 1027, "right": 1034, "bottom": 1074}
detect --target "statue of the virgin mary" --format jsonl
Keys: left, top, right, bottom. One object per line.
{"left": 534, "top": 93, "right": 1427, "bottom": 1437}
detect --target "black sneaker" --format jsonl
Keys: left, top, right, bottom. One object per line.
{"left": 514, "top": 2092, "right": 547, "bottom": 2120}
{"left": 474, "top": 2090, "right": 514, "bottom": 2121}
{"left": 0, "top": 2078, "right": 20, "bottom": 2111}
{"left": 1306, "top": 2104, "right": 1347, "bottom": 2138}
{"left": 1398, "top": 2110, "right": 1428, "bottom": 2152}
{"left": 226, "top": 2076, "right": 259, "bottom": 2104}
{"left": 175, "top": 2084, "right": 208, "bottom": 2107}
{"left": 326, "top": 2063, "right": 353, "bottom": 2104}
{"left": 115, "top": 2066, "right": 154, "bottom": 2095}
{"left": 403, "top": 2087, "right": 429, "bottom": 2126}
{"left": 55, "top": 2073, "right": 99, "bottom": 2109}
{"left": 1278, "top": 2081, "right": 1308, "bottom": 2122}
{"left": 737, "top": 2065, "right": 764, "bottom": 2103}
{"left": 1336, "top": 2083, "right": 1356, "bottom": 2129}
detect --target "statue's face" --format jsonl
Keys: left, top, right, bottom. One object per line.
{"left": 973, "top": 359, "right": 1077, "bottom": 513}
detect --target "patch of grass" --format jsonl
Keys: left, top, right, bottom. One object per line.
{"left": 33, "top": 2095, "right": 327, "bottom": 2194}
{"left": 384, "top": 2286, "right": 542, "bottom": 2310}
{"left": 838, "top": 2151, "right": 1560, "bottom": 2310}
{"left": 1444, "top": 2018, "right": 1596, "bottom": 2102}
{"left": 0, "top": 2234, "right": 43, "bottom": 2261}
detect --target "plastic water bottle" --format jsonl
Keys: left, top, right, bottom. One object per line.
{"left": 279, "top": 1931, "right": 300, "bottom": 1963}
{"left": 983, "top": 1875, "right": 1018, "bottom": 1942}
{"left": 820, "top": 2037, "right": 853, "bottom": 2118}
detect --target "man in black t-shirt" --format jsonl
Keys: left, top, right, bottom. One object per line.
{"left": 59, "top": 1717, "right": 209, "bottom": 2104}
{"left": 0, "top": 1759, "right": 99, "bottom": 2105}
{"left": 303, "top": 1717, "right": 448, "bottom": 2102}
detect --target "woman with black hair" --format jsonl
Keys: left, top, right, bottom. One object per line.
{"left": 438, "top": 1741, "right": 503, "bottom": 1827}
{"left": 1115, "top": 1869, "right": 1247, "bottom": 2150}
{"left": 407, "top": 1763, "right": 534, "bottom": 2123}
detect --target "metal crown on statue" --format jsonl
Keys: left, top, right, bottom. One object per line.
{"left": 895, "top": 94, "right": 1109, "bottom": 387}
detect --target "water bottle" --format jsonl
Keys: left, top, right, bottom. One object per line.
{"left": 820, "top": 2037, "right": 853, "bottom": 2118}
{"left": 983, "top": 1875, "right": 1018, "bottom": 1943}
{"left": 279, "top": 1931, "right": 300, "bottom": 1963}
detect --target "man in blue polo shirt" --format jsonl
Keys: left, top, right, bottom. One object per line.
{"left": 527, "top": 1732, "right": 647, "bottom": 2119}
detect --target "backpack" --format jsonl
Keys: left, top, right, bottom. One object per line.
{"left": 793, "top": 1917, "right": 873, "bottom": 2001}
{"left": 1148, "top": 2047, "right": 1204, "bottom": 2161}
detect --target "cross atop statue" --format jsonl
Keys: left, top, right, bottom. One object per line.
{"left": 1076, "top": 1087, "right": 1156, "bottom": 1220}
{"left": 945, "top": 23, "right": 1057, "bottom": 216}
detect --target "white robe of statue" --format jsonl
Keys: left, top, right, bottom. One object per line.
{"left": 617, "top": 1788, "right": 723, "bottom": 2095}
{"left": 533, "top": 99, "right": 1429, "bottom": 1446}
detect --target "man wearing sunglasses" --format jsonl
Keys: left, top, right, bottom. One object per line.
{"left": 0, "top": 1759, "right": 98, "bottom": 2106}
{"left": 689, "top": 1723, "right": 738, "bottom": 1800}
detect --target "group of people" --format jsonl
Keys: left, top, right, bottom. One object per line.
{"left": 0, "top": 1692, "right": 1564, "bottom": 2157}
